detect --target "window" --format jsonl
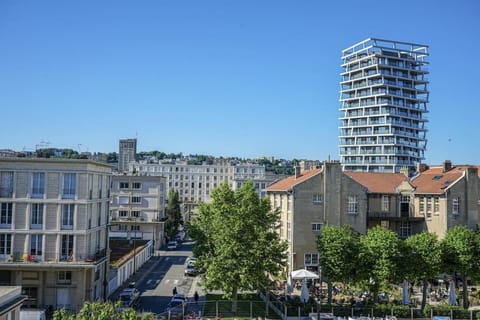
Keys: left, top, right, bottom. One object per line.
{"left": 57, "top": 271, "right": 72, "bottom": 284}
{"left": 452, "top": 197, "right": 460, "bottom": 215}
{"left": 30, "top": 234, "right": 43, "bottom": 256}
{"left": 62, "top": 204, "right": 74, "bottom": 229}
{"left": 131, "top": 196, "right": 141, "bottom": 204}
{"left": 347, "top": 195, "right": 359, "bottom": 214}
{"left": 131, "top": 210, "right": 140, "bottom": 218}
{"left": 434, "top": 197, "right": 440, "bottom": 214}
{"left": 426, "top": 197, "right": 432, "bottom": 218}
{"left": 98, "top": 175, "right": 103, "bottom": 198}
{"left": 312, "top": 223, "right": 322, "bottom": 232}
{"left": 61, "top": 235, "right": 74, "bottom": 260}
{"left": 62, "top": 173, "right": 76, "bottom": 199}
{"left": 304, "top": 253, "right": 319, "bottom": 265}
{"left": 119, "top": 182, "right": 129, "bottom": 189}
{"left": 399, "top": 221, "right": 411, "bottom": 239}
{"left": 132, "top": 182, "right": 141, "bottom": 189}
{"left": 0, "top": 234, "right": 12, "bottom": 255}
{"left": 419, "top": 196, "right": 425, "bottom": 215}
{"left": 119, "top": 210, "right": 128, "bottom": 217}
{"left": 31, "top": 172, "right": 45, "bottom": 198}
{"left": 118, "top": 196, "right": 129, "bottom": 204}
{"left": 0, "top": 171, "right": 13, "bottom": 198}
{"left": 1, "top": 203, "right": 12, "bottom": 225}
{"left": 119, "top": 225, "right": 127, "bottom": 231}
{"left": 31, "top": 204, "right": 43, "bottom": 228}
{"left": 313, "top": 193, "right": 323, "bottom": 204}
{"left": 382, "top": 195, "right": 389, "bottom": 211}
{"left": 130, "top": 225, "right": 140, "bottom": 231}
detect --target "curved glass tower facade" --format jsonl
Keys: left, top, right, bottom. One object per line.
{"left": 339, "top": 38, "right": 429, "bottom": 173}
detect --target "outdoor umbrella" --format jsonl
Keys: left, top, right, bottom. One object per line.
{"left": 300, "top": 278, "right": 310, "bottom": 304}
{"left": 402, "top": 279, "right": 410, "bottom": 305}
{"left": 448, "top": 280, "right": 456, "bottom": 305}
{"left": 291, "top": 269, "right": 319, "bottom": 279}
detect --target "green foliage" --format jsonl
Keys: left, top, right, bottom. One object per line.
{"left": 166, "top": 189, "right": 182, "bottom": 237}
{"left": 358, "top": 226, "right": 400, "bottom": 298}
{"left": 189, "top": 181, "right": 287, "bottom": 305}
{"left": 53, "top": 301, "right": 154, "bottom": 320}
{"left": 317, "top": 225, "right": 360, "bottom": 284}
{"left": 441, "top": 226, "right": 480, "bottom": 277}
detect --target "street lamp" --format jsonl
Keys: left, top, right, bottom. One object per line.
{"left": 317, "top": 267, "right": 322, "bottom": 320}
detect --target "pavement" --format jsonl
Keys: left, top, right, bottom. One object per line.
{"left": 109, "top": 253, "right": 162, "bottom": 302}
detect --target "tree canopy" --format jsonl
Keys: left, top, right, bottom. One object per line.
{"left": 53, "top": 301, "right": 153, "bottom": 320}
{"left": 188, "top": 181, "right": 287, "bottom": 311}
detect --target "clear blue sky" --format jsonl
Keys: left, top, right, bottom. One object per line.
{"left": 1, "top": 0, "right": 479, "bottom": 164}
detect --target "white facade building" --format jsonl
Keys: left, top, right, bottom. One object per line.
{"left": 129, "top": 161, "right": 269, "bottom": 204}
{"left": 109, "top": 175, "right": 167, "bottom": 249}
{"left": 339, "top": 38, "right": 429, "bottom": 173}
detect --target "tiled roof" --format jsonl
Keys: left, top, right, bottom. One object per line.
{"left": 344, "top": 172, "right": 410, "bottom": 193}
{"left": 411, "top": 166, "right": 466, "bottom": 194}
{"left": 265, "top": 169, "right": 321, "bottom": 192}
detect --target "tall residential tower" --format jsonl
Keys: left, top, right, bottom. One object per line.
{"left": 339, "top": 38, "right": 429, "bottom": 173}
{"left": 118, "top": 138, "right": 137, "bottom": 173}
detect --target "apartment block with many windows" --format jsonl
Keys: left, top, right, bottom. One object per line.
{"left": 109, "top": 175, "right": 167, "bottom": 249}
{"left": 0, "top": 158, "right": 111, "bottom": 311}
{"left": 339, "top": 38, "right": 429, "bottom": 173}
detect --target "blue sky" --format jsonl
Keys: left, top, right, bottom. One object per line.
{"left": 1, "top": 0, "right": 479, "bottom": 164}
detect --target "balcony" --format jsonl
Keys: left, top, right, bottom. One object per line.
{"left": 367, "top": 211, "right": 424, "bottom": 221}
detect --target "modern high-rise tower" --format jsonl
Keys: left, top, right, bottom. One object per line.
{"left": 118, "top": 138, "right": 137, "bottom": 173}
{"left": 339, "top": 38, "right": 429, "bottom": 173}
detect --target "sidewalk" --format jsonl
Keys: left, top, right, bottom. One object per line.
{"left": 109, "top": 255, "right": 162, "bottom": 302}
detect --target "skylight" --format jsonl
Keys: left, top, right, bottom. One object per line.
{"left": 444, "top": 180, "right": 452, "bottom": 185}
{"left": 432, "top": 175, "right": 443, "bottom": 180}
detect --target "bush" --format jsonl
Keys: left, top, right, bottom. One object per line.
{"left": 423, "top": 304, "right": 472, "bottom": 319}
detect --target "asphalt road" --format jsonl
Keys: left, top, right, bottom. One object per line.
{"left": 134, "top": 240, "right": 198, "bottom": 315}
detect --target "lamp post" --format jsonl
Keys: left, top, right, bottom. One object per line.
{"left": 317, "top": 267, "right": 322, "bottom": 320}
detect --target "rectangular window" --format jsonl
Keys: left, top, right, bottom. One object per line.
{"left": 434, "top": 197, "right": 440, "bottom": 214}
{"left": 119, "top": 182, "right": 129, "bottom": 189}
{"left": 62, "top": 173, "right": 76, "bottom": 199}
{"left": 287, "top": 222, "right": 291, "bottom": 241}
{"left": 61, "top": 235, "right": 74, "bottom": 260}
{"left": 119, "top": 210, "right": 128, "bottom": 217}
{"left": 382, "top": 195, "right": 389, "bottom": 211}
{"left": 130, "top": 225, "right": 140, "bottom": 231}
{"left": 30, "top": 234, "right": 43, "bottom": 256}
{"left": 0, "top": 171, "right": 14, "bottom": 198}
{"left": 131, "top": 196, "right": 141, "bottom": 204}
{"left": 31, "top": 172, "right": 45, "bottom": 198}
{"left": 62, "top": 204, "right": 74, "bottom": 229}
{"left": 347, "top": 195, "right": 358, "bottom": 214}
{"left": 419, "top": 196, "right": 425, "bottom": 214}
{"left": 98, "top": 175, "right": 103, "bottom": 198}
{"left": 31, "top": 204, "right": 44, "bottom": 228}
{"left": 312, "top": 223, "right": 322, "bottom": 232}
{"left": 118, "top": 196, "right": 129, "bottom": 204}
{"left": 304, "top": 253, "right": 319, "bottom": 265}
{"left": 426, "top": 196, "right": 432, "bottom": 218}
{"left": 312, "top": 193, "right": 323, "bottom": 204}
{"left": 57, "top": 271, "right": 72, "bottom": 284}
{"left": 132, "top": 182, "right": 141, "bottom": 189}
{"left": 131, "top": 210, "right": 140, "bottom": 218}
{"left": 0, "top": 234, "right": 12, "bottom": 255}
{"left": 119, "top": 225, "right": 127, "bottom": 231}
{"left": 0, "top": 203, "right": 12, "bottom": 225}
{"left": 452, "top": 197, "right": 460, "bottom": 215}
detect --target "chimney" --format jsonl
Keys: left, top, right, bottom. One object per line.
{"left": 416, "top": 163, "right": 428, "bottom": 173}
{"left": 294, "top": 165, "right": 301, "bottom": 179}
{"left": 443, "top": 160, "right": 452, "bottom": 173}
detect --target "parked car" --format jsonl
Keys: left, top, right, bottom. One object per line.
{"left": 172, "top": 293, "right": 186, "bottom": 302}
{"left": 166, "top": 298, "right": 185, "bottom": 313}
{"left": 118, "top": 288, "right": 140, "bottom": 310}
{"left": 184, "top": 260, "right": 203, "bottom": 276}
{"left": 167, "top": 241, "right": 178, "bottom": 250}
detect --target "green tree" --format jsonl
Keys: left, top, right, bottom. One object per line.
{"left": 53, "top": 301, "right": 154, "bottom": 320}
{"left": 165, "top": 189, "right": 181, "bottom": 239}
{"left": 317, "top": 225, "right": 359, "bottom": 304}
{"left": 441, "top": 225, "right": 480, "bottom": 309}
{"left": 358, "top": 226, "right": 400, "bottom": 302}
{"left": 189, "top": 181, "right": 287, "bottom": 312}
{"left": 404, "top": 231, "right": 442, "bottom": 310}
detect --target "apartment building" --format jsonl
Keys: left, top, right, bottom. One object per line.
{"left": 410, "top": 161, "right": 480, "bottom": 239}
{"left": 118, "top": 139, "right": 137, "bottom": 173}
{"left": 109, "top": 175, "right": 167, "bottom": 249}
{"left": 265, "top": 161, "right": 366, "bottom": 276}
{"left": 344, "top": 171, "right": 424, "bottom": 239}
{"left": 0, "top": 158, "right": 111, "bottom": 311}
{"left": 0, "top": 286, "right": 25, "bottom": 320}
{"left": 130, "top": 160, "right": 270, "bottom": 204}
{"left": 339, "top": 38, "right": 429, "bottom": 173}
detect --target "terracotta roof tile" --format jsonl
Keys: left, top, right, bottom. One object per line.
{"left": 265, "top": 169, "right": 321, "bottom": 192}
{"left": 344, "top": 171, "right": 409, "bottom": 193}
{"left": 412, "top": 166, "right": 465, "bottom": 194}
